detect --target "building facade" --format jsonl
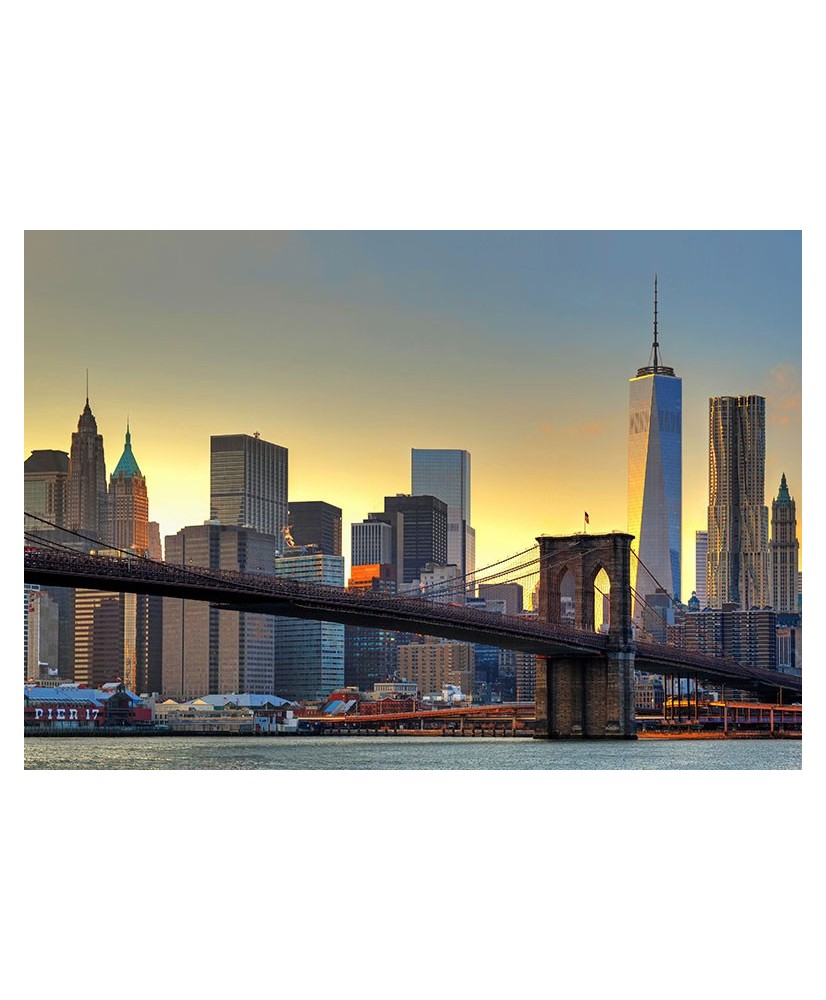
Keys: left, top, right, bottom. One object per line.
{"left": 707, "top": 395, "right": 770, "bottom": 609}
{"left": 383, "top": 494, "right": 448, "bottom": 585}
{"left": 272, "top": 550, "right": 345, "bottom": 701}
{"left": 162, "top": 523, "right": 279, "bottom": 699}
{"left": 627, "top": 279, "right": 682, "bottom": 612}
{"left": 351, "top": 518, "right": 395, "bottom": 570}
{"left": 109, "top": 423, "right": 150, "bottom": 555}
{"left": 66, "top": 395, "right": 108, "bottom": 543}
{"left": 695, "top": 530, "right": 709, "bottom": 607}
{"left": 24, "top": 450, "right": 69, "bottom": 531}
{"left": 411, "top": 448, "right": 476, "bottom": 588}
{"left": 668, "top": 606, "right": 778, "bottom": 673}
{"left": 210, "top": 433, "right": 288, "bottom": 543}
{"left": 397, "top": 639, "right": 475, "bottom": 699}
{"left": 287, "top": 501, "right": 342, "bottom": 555}
{"left": 345, "top": 564, "right": 397, "bottom": 692}
{"left": 769, "top": 473, "right": 799, "bottom": 613}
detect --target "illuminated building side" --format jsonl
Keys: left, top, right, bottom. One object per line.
{"left": 769, "top": 473, "right": 799, "bottom": 613}
{"left": 628, "top": 278, "right": 682, "bottom": 613}
{"left": 707, "top": 395, "right": 769, "bottom": 609}
{"left": 66, "top": 391, "right": 108, "bottom": 544}
{"left": 411, "top": 449, "right": 475, "bottom": 590}
{"left": 109, "top": 423, "right": 149, "bottom": 555}
{"left": 210, "top": 433, "right": 288, "bottom": 543}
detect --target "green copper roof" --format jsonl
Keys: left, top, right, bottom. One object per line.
{"left": 776, "top": 472, "right": 791, "bottom": 505}
{"left": 112, "top": 425, "right": 142, "bottom": 478}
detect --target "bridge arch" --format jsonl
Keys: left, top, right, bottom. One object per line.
{"left": 535, "top": 532, "right": 637, "bottom": 739}
{"left": 538, "top": 532, "right": 634, "bottom": 645}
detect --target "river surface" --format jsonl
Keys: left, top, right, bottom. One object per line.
{"left": 23, "top": 735, "right": 802, "bottom": 770}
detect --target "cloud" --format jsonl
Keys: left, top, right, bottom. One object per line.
{"left": 765, "top": 364, "right": 801, "bottom": 427}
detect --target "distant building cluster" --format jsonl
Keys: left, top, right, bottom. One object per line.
{"left": 24, "top": 280, "right": 802, "bottom": 714}
{"left": 626, "top": 280, "right": 801, "bottom": 684}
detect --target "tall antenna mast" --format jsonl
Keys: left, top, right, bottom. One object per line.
{"left": 652, "top": 274, "right": 660, "bottom": 368}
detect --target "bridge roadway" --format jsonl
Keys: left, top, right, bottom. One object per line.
{"left": 24, "top": 546, "right": 802, "bottom": 700}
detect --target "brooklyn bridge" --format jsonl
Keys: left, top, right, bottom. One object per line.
{"left": 24, "top": 520, "right": 802, "bottom": 739}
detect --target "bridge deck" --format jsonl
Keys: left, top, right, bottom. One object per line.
{"left": 23, "top": 546, "right": 802, "bottom": 700}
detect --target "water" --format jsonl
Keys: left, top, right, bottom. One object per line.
{"left": 23, "top": 735, "right": 802, "bottom": 769}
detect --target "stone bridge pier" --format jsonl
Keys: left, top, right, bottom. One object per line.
{"left": 534, "top": 532, "right": 637, "bottom": 739}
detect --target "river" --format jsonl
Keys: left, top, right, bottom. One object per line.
{"left": 23, "top": 735, "right": 802, "bottom": 769}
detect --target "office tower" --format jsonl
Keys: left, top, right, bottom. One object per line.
{"left": 106, "top": 423, "right": 162, "bottom": 693}
{"left": 24, "top": 450, "right": 68, "bottom": 531}
{"left": 66, "top": 393, "right": 109, "bottom": 543}
{"left": 345, "top": 565, "right": 397, "bottom": 692}
{"left": 411, "top": 448, "right": 476, "bottom": 587}
{"left": 361, "top": 511, "right": 405, "bottom": 585}
{"left": 769, "top": 473, "right": 799, "bottom": 613}
{"left": 628, "top": 278, "right": 682, "bottom": 614}
{"left": 210, "top": 433, "right": 288, "bottom": 543}
{"left": 352, "top": 517, "right": 394, "bottom": 569}
{"left": 707, "top": 395, "right": 770, "bottom": 609}
{"left": 272, "top": 550, "right": 345, "bottom": 701}
{"left": 162, "top": 524, "right": 279, "bottom": 699}
{"left": 109, "top": 423, "right": 149, "bottom": 554}
{"left": 383, "top": 494, "right": 448, "bottom": 584}
{"left": 73, "top": 587, "right": 137, "bottom": 690}
{"left": 695, "top": 531, "right": 709, "bottom": 607}
{"left": 287, "top": 500, "right": 342, "bottom": 555}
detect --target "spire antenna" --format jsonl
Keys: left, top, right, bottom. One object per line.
{"left": 85, "top": 368, "right": 89, "bottom": 404}
{"left": 652, "top": 274, "right": 660, "bottom": 368}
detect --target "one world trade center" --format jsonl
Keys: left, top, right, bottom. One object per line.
{"left": 627, "top": 277, "right": 682, "bottom": 616}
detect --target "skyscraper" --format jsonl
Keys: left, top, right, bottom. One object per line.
{"left": 272, "top": 550, "right": 345, "bottom": 701}
{"left": 411, "top": 449, "right": 475, "bottom": 586}
{"left": 108, "top": 422, "right": 161, "bottom": 694}
{"left": 383, "top": 494, "right": 448, "bottom": 585}
{"left": 24, "top": 450, "right": 68, "bottom": 531}
{"left": 66, "top": 393, "right": 108, "bottom": 544}
{"left": 769, "top": 473, "right": 799, "bottom": 613}
{"left": 351, "top": 518, "right": 395, "bottom": 569}
{"left": 627, "top": 278, "right": 682, "bottom": 612}
{"left": 210, "top": 433, "right": 288, "bottom": 543}
{"left": 707, "top": 395, "right": 769, "bottom": 609}
{"left": 287, "top": 500, "right": 342, "bottom": 555}
{"left": 162, "top": 523, "right": 279, "bottom": 698}
{"left": 694, "top": 530, "right": 708, "bottom": 608}
{"left": 109, "top": 423, "right": 149, "bottom": 555}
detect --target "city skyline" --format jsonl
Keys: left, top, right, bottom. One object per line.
{"left": 24, "top": 231, "right": 802, "bottom": 599}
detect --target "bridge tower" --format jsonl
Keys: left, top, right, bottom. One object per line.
{"left": 534, "top": 533, "right": 637, "bottom": 739}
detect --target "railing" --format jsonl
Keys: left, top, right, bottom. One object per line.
{"left": 23, "top": 545, "right": 802, "bottom": 696}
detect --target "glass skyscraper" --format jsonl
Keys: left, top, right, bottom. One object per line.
{"left": 210, "top": 433, "right": 288, "bottom": 543}
{"left": 411, "top": 448, "right": 475, "bottom": 585}
{"left": 627, "top": 279, "right": 682, "bottom": 613}
{"left": 272, "top": 552, "right": 345, "bottom": 701}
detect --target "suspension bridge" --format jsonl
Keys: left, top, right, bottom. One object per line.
{"left": 24, "top": 515, "right": 801, "bottom": 738}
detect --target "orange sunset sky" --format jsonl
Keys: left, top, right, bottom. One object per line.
{"left": 24, "top": 230, "right": 802, "bottom": 599}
